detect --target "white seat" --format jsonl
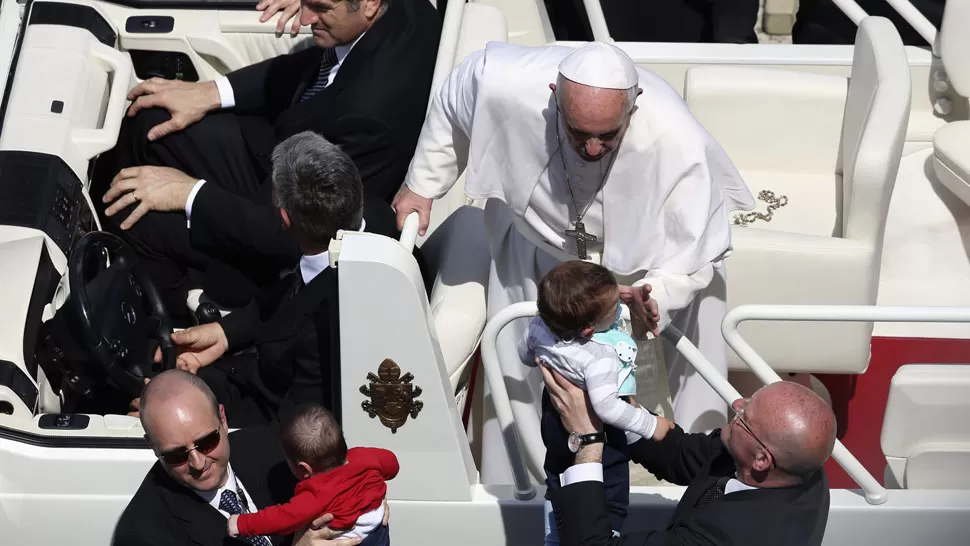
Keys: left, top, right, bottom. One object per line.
{"left": 882, "top": 364, "right": 970, "bottom": 489}
{"left": 931, "top": 1, "right": 970, "bottom": 208}
{"left": 684, "top": 16, "right": 911, "bottom": 374}
{"left": 933, "top": 122, "right": 970, "bottom": 206}
{"left": 423, "top": 206, "right": 490, "bottom": 391}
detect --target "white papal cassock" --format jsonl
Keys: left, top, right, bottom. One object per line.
{"left": 405, "top": 42, "right": 754, "bottom": 485}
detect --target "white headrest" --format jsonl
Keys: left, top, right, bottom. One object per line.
{"left": 940, "top": 0, "right": 970, "bottom": 97}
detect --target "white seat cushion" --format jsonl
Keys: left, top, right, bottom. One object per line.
{"left": 735, "top": 170, "right": 842, "bottom": 238}
{"left": 933, "top": 121, "right": 970, "bottom": 205}
{"left": 423, "top": 207, "right": 490, "bottom": 390}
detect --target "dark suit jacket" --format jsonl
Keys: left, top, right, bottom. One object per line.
{"left": 554, "top": 427, "right": 830, "bottom": 546}
{"left": 112, "top": 424, "right": 297, "bottom": 546}
{"left": 225, "top": 0, "right": 440, "bottom": 203}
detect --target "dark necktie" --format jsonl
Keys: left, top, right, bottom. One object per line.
{"left": 219, "top": 488, "right": 272, "bottom": 546}
{"left": 300, "top": 48, "right": 338, "bottom": 102}
{"left": 694, "top": 475, "right": 732, "bottom": 507}
{"left": 284, "top": 266, "right": 305, "bottom": 301}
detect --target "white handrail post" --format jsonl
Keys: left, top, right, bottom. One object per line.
{"left": 581, "top": 0, "right": 613, "bottom": 42}
{"left": 480, "top": 302, "right": 539, "bottom": 500}
{"left": 832, "top": 0, "right": 870, "bottom": 24}
{"left": 883, "top": 0, "right": 939, "bottom": 51}
{"left": 399, "top": 212, "right": 419, "bottom": 253}
{"left": 427, "top": 0, "right": 467, "bottom": 112}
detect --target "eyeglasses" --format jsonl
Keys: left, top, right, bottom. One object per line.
{"left": 732, "top": 400, "right": 777, "bottom": 469}
{"left": 157, "top": 429, "right": 221, "bottom": 466}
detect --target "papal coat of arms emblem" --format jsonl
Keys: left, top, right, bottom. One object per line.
{"left": 359, "top": 358, "right": 424, "bottom": 433}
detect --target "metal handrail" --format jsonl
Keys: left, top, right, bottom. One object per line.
{"left": 399, "top": 212, "right": 419, "bottom": 253}
{"left": 575, "top": 0, "right": 938, "bottom": 49}
{"left": 427, "top": 0, "right": 467, "bottom": 112}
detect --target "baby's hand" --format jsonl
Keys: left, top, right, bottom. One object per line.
{"left": 227, "top": 514, "right": 240, "bottom": 536}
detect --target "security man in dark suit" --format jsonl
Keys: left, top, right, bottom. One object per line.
{"left": 113, "top": 369, "right": 379, "bottom": 546}
{"left": 94, "top": 0, "right": 440, "bottom": 320}
{"left": 142, "top": 131, "right": 388, "bottom": 428}
{"left": 540, "top": 364, "right": 837, "bottom": 546}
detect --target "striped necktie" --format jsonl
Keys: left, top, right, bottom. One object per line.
{"left": 300, "top": 48, "right": 338, "bottom": 102}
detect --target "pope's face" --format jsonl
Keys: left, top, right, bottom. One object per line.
{"left": 556, "top": 83, "right": 635, "bottom": 162}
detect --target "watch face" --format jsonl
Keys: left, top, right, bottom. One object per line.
{"left": 567, "top": 432, "right": 580, "bottom": 453}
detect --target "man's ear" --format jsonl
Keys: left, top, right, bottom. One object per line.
{"left": 280, "top": 208, "right": 292, "bottom": 229}
{"left": 362, "top": 0, "right": 382, "bottom": 18}
{"left": 752, "top": 450, "right": 772, "bottom": 473}
{"left": 549, "top": 83, "right": 557, "bottom": 93}
{"left": 219, "top": 404, "right": 228, "bottom": 429}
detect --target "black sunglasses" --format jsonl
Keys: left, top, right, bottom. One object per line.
{"left": 157, "top": 429, "right": 221, "bottom": 466}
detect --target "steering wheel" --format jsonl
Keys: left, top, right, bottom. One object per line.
{"left": 68, "top": 232, "right": 176, "bottom": 398}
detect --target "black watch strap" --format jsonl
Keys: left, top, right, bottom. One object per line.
{"left": 578, "top": 432, "right": 606, "bottom": 446}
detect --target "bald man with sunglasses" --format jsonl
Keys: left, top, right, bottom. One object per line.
{"left": 113, "top": 370, "right": 384, "bottom": 546}
{"left": 540, "top": 365, "right": 836, "bottom": 546}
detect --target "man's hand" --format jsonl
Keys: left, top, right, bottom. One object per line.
{"left": 538, "top": 361, "right": 602, "bottom": 434}
{"left": 619, "top": 284, "right": 660, "bottom": 339}
{"left": 103, "top": 166, "right": 198, "bottom": 230}
{"left": 293, "top": 514, "right": 361, "bottom": 546}
{"left": 257, "top": 0, "right": 302, "bottom": 35}
{"left": 391, "top": 186, "right": 433, "bottom": 236}
{"left": 127, "top": 378, "right": 151, "bottom": 418}
{"left": 153, "top": 323, "right": 229, "bottom": 374}
{"left": 127, "top": 78, "right": 221, "bottom": 140}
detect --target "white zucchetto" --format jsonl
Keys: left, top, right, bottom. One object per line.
{"left": 557, "top": 41, "right": 639, "bottom": 90}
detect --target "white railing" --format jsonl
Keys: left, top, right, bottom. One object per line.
{"left": 399, "top": 211, "right": 419, "bottom": 253}
{"left": 428, "top": 0, "right": 467, "bottom": 111}
{"left": 575, "top": 0, "right": 938, "bottom": 50}
{"left": 480, "top": 302, "right": 969, "bottom": 505}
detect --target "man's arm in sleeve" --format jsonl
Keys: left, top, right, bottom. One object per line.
{"left": 236, "top": 491, "right": 323, "bottom": 538}
{"left": 628, "top": 425, "right": 723, "bottom": 486}
{"left": 223, "top": 47, "right": 317, "bottom": 115}
{"left": 404, "top": 48, "right": 485, "bottom": 200}
{"left": 187, "top": 181, "right": 301, "bottom": 270}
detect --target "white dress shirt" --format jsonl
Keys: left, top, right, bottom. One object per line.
{"left": 194, "top": 463, "right": 259, "bottom": 518}
{"left": 297, "top": 219, "right": 365, "bottom": 284}
{"left": 561, "top": 462, "right": 758, "bottom": 494}
{"left": 213, "top": 33, "right": 366, "bottom": 110}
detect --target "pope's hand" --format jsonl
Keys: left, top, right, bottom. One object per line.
{"left": 153, "top": 323, "right": 229, "bottom": 374}
{"left": 391, "top": 186, "right": 432, "bottom": 236}
{"left": 619, "top": 284, "right": 660, "bottom": 339}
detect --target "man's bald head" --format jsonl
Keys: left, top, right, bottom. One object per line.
{"left": 139, "top": 370, "right": 231, "bottom": 492}
{"left": 139, "top": 370, "right": 219, "bottom": 442}
{"left": 747, "top": 382, "right": 837, "bottom": 477}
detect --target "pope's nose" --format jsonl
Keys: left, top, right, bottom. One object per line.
{"left": 584, "top": 139, "right": 605, "bottom": 158}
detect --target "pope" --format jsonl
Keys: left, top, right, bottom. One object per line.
{"left": 393, "top": 41, "right": 753, "bottom": 485}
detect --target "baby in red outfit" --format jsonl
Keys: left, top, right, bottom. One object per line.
{"left": 228, "top": 404, "right": 398, "bottom": 545}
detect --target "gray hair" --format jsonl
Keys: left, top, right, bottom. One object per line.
{"left": 344, "top": 0, "right": 392, "bottom": 12}
{"left": 271, "top": 131, "right": 364, "bottom": 246}
{"left": 555, "top": 72, "right": 638, "bottom": 113}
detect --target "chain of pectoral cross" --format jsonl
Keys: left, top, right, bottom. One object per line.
{"left": 732, "top": 190, "right": 790, "bottom": 227}
{"left": 557, "top": 110, "right": 620, "bottom": 260}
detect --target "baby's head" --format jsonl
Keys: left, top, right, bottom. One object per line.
{"left": 537, "top": 260, "right": 620, "bottom": 340}
{"left": 280, "top": 404, "right": 347, "bottom": 480}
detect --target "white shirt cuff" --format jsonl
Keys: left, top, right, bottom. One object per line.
{"left": 214, "top": 77, "right": 235, "bottom": 109}
{"left": 185, "top": 179, "right": 207, "bottom": 228}
{"left": 560, "top": 463, "right": 603, "bottom": 487}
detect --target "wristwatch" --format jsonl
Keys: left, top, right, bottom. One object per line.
{"left": 567, "top": 431, "right": 606, "bottom": 453}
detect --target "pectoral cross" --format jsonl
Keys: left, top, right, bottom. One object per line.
{"left": 565, "top": 219, "right": 597, "bottom": 260}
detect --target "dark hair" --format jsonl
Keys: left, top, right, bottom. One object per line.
{"left": 280, "top": 404, "right": 348, "bottom": 473}
{"left": 271, "top": 131, "right": 364, "bottom": 247}
{"left": 537, "top": 261, "right": 618, "bottom": 340}
{"left": 344, "top": 0, "right": 392, "bottom": 12}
